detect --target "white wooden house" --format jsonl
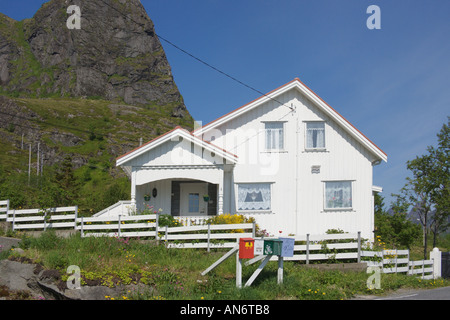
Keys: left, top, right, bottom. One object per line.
{"left": 113, "top": 78, "right": 387, "bottom": 240}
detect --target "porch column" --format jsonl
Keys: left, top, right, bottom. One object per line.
{"left": 218, "top": 170, "right": 224, "bottom": 215}
{"left": 131, "top": 167, "right": 137, "bottom": 210}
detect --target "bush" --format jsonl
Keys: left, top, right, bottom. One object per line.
{"left": 158, "top": 214, "right": 179, "bottom": 228}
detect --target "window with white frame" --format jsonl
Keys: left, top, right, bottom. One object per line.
{"left": 265, "top": 122, "right": 284, "bottom": 150}
{"left": 237, "top": 183, "right": 271, "bottom": 211}
{"left": 324, "top": 181, "right": 352, "bottom": 210}
{"left": 306, "top": 122, "right": 325, "bottom": 149}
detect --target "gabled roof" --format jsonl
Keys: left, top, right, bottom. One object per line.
{"left": 193, "top": 78, "right": 387, "bottom": 162}
{"left": 116, "top": 126, "right": 238, "bottom": 167}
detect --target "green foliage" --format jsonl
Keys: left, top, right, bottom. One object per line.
{"left": 374, "top": 194, "right": 421, "bottom": 249}
{"left": 158, "top": 214, "right": 179, "bottom": 228}
{"left": 8, "top": 232, "right": 450, "bottom": 300}
{"left": 392, "top": 117, "right": 449, "bottom": 257}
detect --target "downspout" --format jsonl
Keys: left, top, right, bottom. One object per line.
{"left": 294, "top": 104, "right": 299, "bottom": 235}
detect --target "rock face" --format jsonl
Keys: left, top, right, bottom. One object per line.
{"left": 0, "top": 0, "right": 187, "bottom": 117}
{"left": 0, "top": 259, "right": 152, "bottom": 300}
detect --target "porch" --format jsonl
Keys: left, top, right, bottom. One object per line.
{"left": 135, "top": 178, "right": 219, "bottom": 221}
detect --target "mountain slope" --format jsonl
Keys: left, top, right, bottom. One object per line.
{"left": 0, "top": 0, "right": 194, "bottom": 213}
{"left": 0, "top": 0, "right": 187, "bottom": 117}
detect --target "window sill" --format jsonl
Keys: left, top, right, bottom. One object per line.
{"left": 237, "top": 210, "right": 273, "bottom": 214}
{"left": 304, "top": 148, "right": 328, "bottom": 153}
{"left": 261, "top": 150, "right": 288, "bottom": 153}
{"left": 322, "top": 208, "right": 354, "bottom": 213}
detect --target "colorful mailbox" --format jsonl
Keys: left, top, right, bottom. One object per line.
{"left": 263, "top": 239, "right": 282, "bottom": 256}
{"left": 254, "top": 239, "right": 264, "bottom": 256}
{"left": 279, "top": 237, "right": 295, "bottom": 257}
{"left": 239, "top": 238, "right": 255, "bottom": 259}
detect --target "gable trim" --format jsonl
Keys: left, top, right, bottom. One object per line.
{"left": 193, "top": 78, "right": 387, "bottom": 162}
{"left": 116, "top": 126, "right": 238, "bottom": 167}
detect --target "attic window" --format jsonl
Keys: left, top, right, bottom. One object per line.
{"left": 306, "top": 122, "right": 325, "bottom": 150}
{"left": 265, "top": 122, "right": 284, "bottom": 150}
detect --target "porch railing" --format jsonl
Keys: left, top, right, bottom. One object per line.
{"left": 174, "top": 216, "right": 210, "bottom": 226}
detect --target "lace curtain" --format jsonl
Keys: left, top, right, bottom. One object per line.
{"left": 306, "top": 122, "right": 325, "bottom": 149}
{"left": 265, "top": 122, "right": 284, "bottom": 150}
{"left": 237, "top": 183, "right": 271, "bottom": 211}
{"left": 325, "top": 181, "right": 352, "bottom": 209}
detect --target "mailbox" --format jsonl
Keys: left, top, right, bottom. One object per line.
{"left": 263, "top": 239, "right": 282, "bottom": 256}
{"left": 254, "top": 239, "right": 264, "bottom": 256}
{"left": 279, "top": 237, "right": 295, "bottom": 257}
{"left": 239, "top": 238, "right": 255, "bottom": 259}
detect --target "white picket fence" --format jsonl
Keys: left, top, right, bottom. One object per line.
{"left": 361, "top": 249, "right": 435, "bottom": 279}
{"left": 80, "top": 214, "right": 255, "bottom": 250}
{"left": 0, "top": 200, "right": 9, "bottom": 220}
{"left": 6, "top": 206, "right": 78, "bottom": 231}
{"left": 261, "top": 232, "right": 363, "bottom": 263}
{"left": 78, "top": 214, "right": 158, "bottom": 238}
{"left": 163, "top": 223, "right": 255, "bottom": 250}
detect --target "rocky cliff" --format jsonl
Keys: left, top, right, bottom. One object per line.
{"left": 0, "top": 0, "right": 187, "bottom": 117}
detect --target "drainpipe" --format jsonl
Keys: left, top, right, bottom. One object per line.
{"left": 294, "top": 105, "right": 299, "bottom": 235}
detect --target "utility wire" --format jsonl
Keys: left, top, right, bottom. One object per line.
{"left": 97, "top": 0, "right": 293, "bottom": 111}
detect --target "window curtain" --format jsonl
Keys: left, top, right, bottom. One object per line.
{"left": 325, "top": 181, "right": 352, "bottom": 209}
{"left": 306, "top": 122, "right": 325, "bottom": 149}
{"left": 265, "top": 122, "right": 284, "bottom": 150}
{"left": 237, "top": 183, "right": 271, "bottom": 211}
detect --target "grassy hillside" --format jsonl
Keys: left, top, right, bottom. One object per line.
{"left": 0, "top": 95, "right": 194, "bottom": 215}
{"left": 1, "top": 231, "right": 449, "bottom": 300}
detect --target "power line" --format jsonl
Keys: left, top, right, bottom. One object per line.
{"left": 96, "top": 0, "right": 292, "bottom": 111}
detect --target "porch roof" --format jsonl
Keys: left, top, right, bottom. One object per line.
{"left": 116, "top": 126, "right": 238, "bottom": 168}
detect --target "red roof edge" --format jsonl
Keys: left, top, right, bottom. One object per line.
{"left": 192, "top": 77, "right": 387, "bottom": 159}
{"left": 116, "top": 125, "right": 238, "bottom": 163}
{"left": 116, "top": 126, "right": 182, "bottom": 161}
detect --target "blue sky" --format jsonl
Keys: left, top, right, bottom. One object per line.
{"left": 1, "top": 0, "right": 449, "bottom": 208}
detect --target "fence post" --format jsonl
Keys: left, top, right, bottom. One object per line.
{"left": 12, "top": 209, "right": 15, "bottom": 231}
{"left": 236, "top": 238, "right": 242, "bottom": 288}
{"left": 118, "top": 215, "right": 121, "bottom": 238}
{"left": 357, "top": 231, "right": 361, "bottom": 263}
{"left": 164, "top": 225, "right": 168, "bottom": 248}
{"left": 155, "top": 212, "right": 159, "bottom": 244}
{"left": 430, "top": 248, "right": 441, "bottom": 279}
{"left": 395, "top": 249, "right": 398, "bottom": 274}
{"left": 306, "top": 233, "right": 310, "bottom": 265}
{"left": 252, "top": 221, "right": 255, "bottom": 238}
{"left": 207, "top": 223, "right": 211, "bottom": 253}
{"left": 43, "top": 210, "right": 47, "bottom": 231}
{"left": 80, "top": 217, "right": 84, "bottom": 237}
{"left": 74, "top": 206, "right": 78, "bottom": 230}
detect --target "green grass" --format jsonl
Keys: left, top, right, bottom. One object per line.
{"left": 3, "top": 231, "right": 449, "bottom": 300}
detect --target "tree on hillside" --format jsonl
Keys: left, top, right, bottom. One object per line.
{"left": 394, "top": 117, "right": 449, "bottom": 258}
{"left": 375, "top": 193, "right": 420, "bottom": 249}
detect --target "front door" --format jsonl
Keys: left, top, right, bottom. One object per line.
{"left": 180, "top": 183, "right": 208, "bottom": 216}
